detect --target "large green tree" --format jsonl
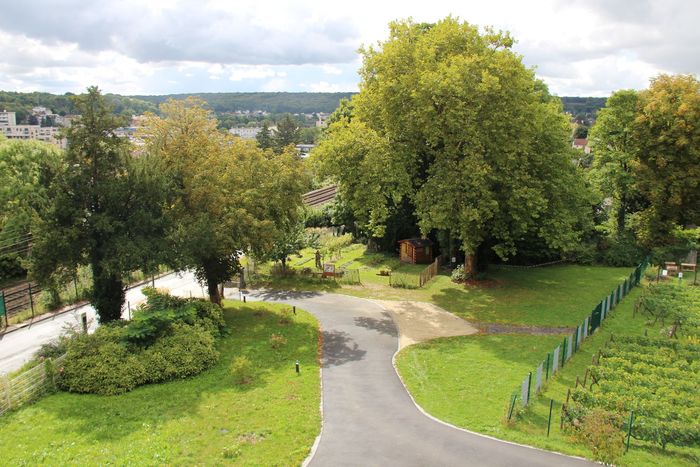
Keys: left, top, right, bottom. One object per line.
{"left": 30, "top": 87, "right": 168, "bottom": 322}
{"left": 141, "top": 98, "right": 306, "bottom": 304}
{"left": 0, "top": 138, "right": 63, "bottom": 278}
{"left": 632, "top": 74, "right": 700, "bottom": 246}
{"left": 589, "top": 90, "right": 644, "bottom": 234}
{"left": 314, "top": 18, "right": 591, "bottom": 276}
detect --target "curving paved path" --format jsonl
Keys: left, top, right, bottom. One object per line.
{"left": 247, "top": 291, "right": 593, "bottom": 467}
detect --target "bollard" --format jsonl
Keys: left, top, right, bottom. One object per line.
{"left": 295, "top": 360, "right": 300, "bottom": 374}
{"left": 243, "top": 295, "right": 246, "bottom": 303}
{"left": 293, "top": 305, "right": 296, "bottom": 315}
{"left": 81, "top": 312, "right": 88, "bottom": 333}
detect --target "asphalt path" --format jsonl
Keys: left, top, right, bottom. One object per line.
{"left": 0, "top": 271, "right": 206, "bottom": 374}
{"left": 247, "top": 290, "right": 594, "bottom": 467}
{"left": 1, "top": 281, "right": 595, "bottom": 466}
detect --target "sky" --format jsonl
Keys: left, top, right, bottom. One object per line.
{"left": 0, "top": 0, "right": 698, "bottom": 97}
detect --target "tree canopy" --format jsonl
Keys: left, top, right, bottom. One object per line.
{"left": 141, "top": 98, "right": 307, "bottom": 303}
{"left": 30, "top": 87, "right": 168, "bottom": 322}
{"left": 313, "top": 18, "right": 591, "bottom": 275}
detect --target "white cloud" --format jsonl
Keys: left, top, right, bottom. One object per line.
{"left": 0, "top": 0, "right": 698, "bottom": 95}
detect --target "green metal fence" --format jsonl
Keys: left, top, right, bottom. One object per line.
{"left": 506, "top": 258, "right": 649, "bottom": 420}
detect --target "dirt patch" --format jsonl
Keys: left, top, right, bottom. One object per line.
{"left": 373, "top": 300, "right": 478, "bottom": 349}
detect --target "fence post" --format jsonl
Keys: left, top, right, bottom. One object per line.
{"left": 507, "top": 394, "right": 517, "bottom": 421}
{"left": 547, "top": 399, "right": 554, "bottom": 437}
{"left": 545, "top": 352, "right": 550, "bottom": 380}
{"left": 28, "top": 283, "right": 35, "bottom": 318}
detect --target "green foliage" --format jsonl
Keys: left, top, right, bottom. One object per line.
{"left": 567, "top": 336, "right": 700, "bottom": 450}
{"left": 255, "top": 121, "right": 273, "bottom": 149}
{"left": 58, "top": 288, "right": 223, "bottom": 395}
{"left": 141, "top": 323, "right": 219, "bottom": 383}
{"left": 635, "top": 282, "right": 700, "bottom": 338}
{"left": 124, "top": 287, "right": 225, "bottom": 345}
{"left": 451, "top": 264, "right": 465, "bottom": 282}
{"left": 574, "top": 408, "right": 625, "bottom": 465}
{"left": 0, "top": 253, "right": 26, "bottom": 280}
{"left": 141, "top": 98, "right": 308, "bottom": 304}
{"left": 273, "top": 113, "right": 301, "bottom": 152}
{"left": 30, "top": 87, "right": 168, "bottom": 322}
{"left": 560, "top": 97, "right": 607, "bottom": 123}
{"left": 314, "top": 18, "right": 592, "bottom": 263}
{"left": 599, "top": 233, "right": 646, "bottom": 267}
{"left": 58, "top": 325, "right": 148, "bottom": 395}
{"left": 230, "top": 356, "right": 254, "bottom": 385}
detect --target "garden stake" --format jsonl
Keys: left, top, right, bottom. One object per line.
{"left": 546, "top": 399, "right": 554, "bottom": 437}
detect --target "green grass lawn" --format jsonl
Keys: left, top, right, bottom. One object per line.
{"left": 395, "top": 285, "right": 700, "bottom": 466}
{"left": 0, "top": 301, "right": 321, "bottom": 466}
{"left": 249, "top": 244, "right": 630, "bottom": 327}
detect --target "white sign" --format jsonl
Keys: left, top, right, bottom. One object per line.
{"left": 662, "top": 269, "right": 668, "bottom": 276}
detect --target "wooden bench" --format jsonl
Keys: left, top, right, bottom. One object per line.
{"left": 681, "top": 263, "right": 696, "bottom": 273}
{"left": 665, "top": 262, "right": 679, "bottom": 276}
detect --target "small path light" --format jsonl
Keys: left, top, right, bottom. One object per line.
{"left": 293, "top": 306, "right": 296, "bottom": 315}
{"left": 295, "top": 360, "right": 300, "bottom": 374}
{"left": 81, "top": 312, "right": 88, "bottom": 333}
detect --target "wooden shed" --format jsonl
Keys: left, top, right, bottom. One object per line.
{"left": 399, "top": 238, "right": 434, "bottom": 264}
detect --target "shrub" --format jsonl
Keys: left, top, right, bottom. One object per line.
{"left": 142, "top": 324, "right": 219, "bottom": 383}
{"left": 599, "top": 235, "right": 645, "bottom": 267}
{"left": 279, "top": 308, "right": 294, "bottom": 325}
{"left": 230, "top": 356, "right": 253, "bottom": 385}
{"left": 0, "top": 253, "right": 26, "bottom": 280}
{"left": 575, "top": 408, "right": 625, "bottom": 465}
{"left": 58, "top": 326, "right": 148, "bottom": 395}
{"left": 451, "top": 264, "right": 465, "bottom": 282}
{"left": 35, "top": 337, "right": 70, "bottom": 360}
{"left": 269, "top": 333, "right": 287, "bottom": 349}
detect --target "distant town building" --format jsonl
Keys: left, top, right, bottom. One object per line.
{"left": 572, "top": 138, "right": 590, "bottom": 154}
{"left": 0, "top": 110, "right": 67, "bottom": 149}
{"left": 229, "top": 127, "right": 262, "bottom": 139}
{"left": 295, "top": 144, "right": 315, "bottom": 157}
{"left": 1, "top": 124, "right": 67, "bottom": 149}
{"left": 0, "top": 110, "right": 17, "bottom": 126}
{"left": 315, "top": 113, "right": 329, "bottom": 127}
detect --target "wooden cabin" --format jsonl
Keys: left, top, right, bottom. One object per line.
{"left": 398, "top": 238, "right": 434, "bottom": 264}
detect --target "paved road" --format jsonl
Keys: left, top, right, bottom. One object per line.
{"left": 248, "top": 291, "right": 594, "bottom": 467}
{"left": 0, "top": 271, "right": 206, "bottom": 374}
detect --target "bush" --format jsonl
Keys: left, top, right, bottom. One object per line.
{"left": 57, "top": 290, "right": 224, "bottom": 395}
{"left": 451, "top": 264, "right": 465, "bottom": 282}
{"left": 575, "top": 408, "right": 625, "bottom": 465}
{"left": 599, "top": 234, "right": 645, "bottom": 267}
{"left": 230, "top": 356, "right": 253, "bottom": 385}
{"left": 142, "top": 324, "right": 219, "bottom": 383}
{"left": 269, "top": 333, "right": 287, "bottom": 349}
{"left": 58, "top": 326, "right": 148, "bottom": 395}
{"left": 0, "top": 253, "right": 26, "bottom": 280}
{"left": 279, "top": 308, "right": 294, "bottom": 325}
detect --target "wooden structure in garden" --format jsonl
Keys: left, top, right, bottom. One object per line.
{"left": 398, "top": 238, "right": 434, "bottom": 264}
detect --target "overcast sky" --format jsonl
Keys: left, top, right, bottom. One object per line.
{"left": 1, "top": 0, "right": 697, "bottom": 97}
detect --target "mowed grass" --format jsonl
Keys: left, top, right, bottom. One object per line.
{"left": 0, "top": 301, "right": 321, "bottom": 466}
{"left": 396, "top": 284, "right": 700, "bottom": 466}
{"left": 249, "top": 243, "right": 630, "bottom": 327}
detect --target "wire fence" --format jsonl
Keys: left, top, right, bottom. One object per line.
{"left": 506, "top": 257, "right": 650, "bottom": 421}
{"left": 0, "top": 355, "right": 66, "bottom": 416}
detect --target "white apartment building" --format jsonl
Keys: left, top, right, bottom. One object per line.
{"left": 0, "top": 110, "right": 17, "bottom": 126}
{"left": 1, "top": 125, "right": 67, "bottom": 149}
{"left": 229, "top": 127, "right": 262, "bottom": 139}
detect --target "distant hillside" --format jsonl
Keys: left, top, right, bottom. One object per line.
{"left": 560, "top": 96, "right": 607, "bottom": 122}
{"left": 130, "top": 92, "right": 355, "bottom": 114}
{"left": 0, "top": 90, "right": 158, "bottom": 123}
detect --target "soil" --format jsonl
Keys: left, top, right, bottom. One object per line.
{"left": 374, "top": 300, "right": 478, "bottom": 349}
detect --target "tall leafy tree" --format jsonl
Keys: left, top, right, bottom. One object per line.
{"left": 30, "top": 87, "right": 168, "bottom": 322}
{"left": 632, "top": 74, "right": 700, "bottom": 247}
{"left": 141, "top": 98, "right": 306, "bottom": 304}
{"left": 589, "top": 90, "right": 643, "bottom": 234}
{"left": 314, "top": 18, "right": 591, "bottom": 276}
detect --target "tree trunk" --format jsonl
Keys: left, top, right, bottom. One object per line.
{"left": 281, "top": 257, "right": 287, "bottom": 272}
{"left": 206, "top": 275, "right": 221, "bottom": 305}
{"left": 464, "top": 252, "right": 477, "bottom": 279}
{"left": 91, "top": 259, "right": 125, "bottom": 323}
